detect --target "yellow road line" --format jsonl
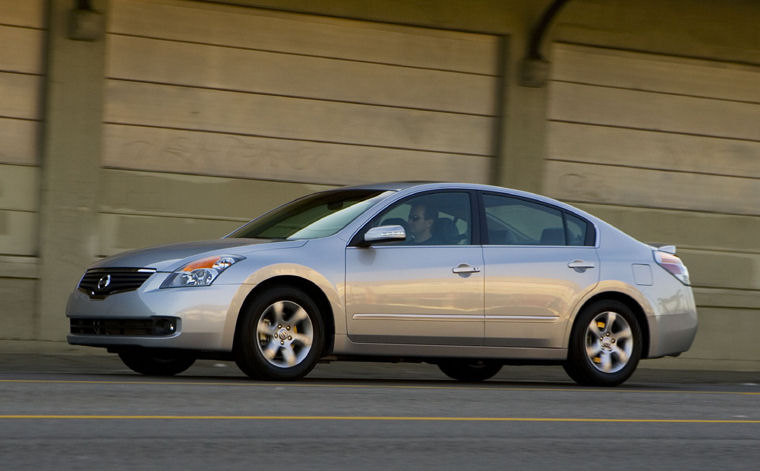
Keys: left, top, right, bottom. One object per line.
{"left": 0, "top": 415, "right": 758, "bottom": 423}
{"left": 0, "top": 379, "right": 758, "bottom": 396}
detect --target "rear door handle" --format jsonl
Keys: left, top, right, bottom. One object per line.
{"left": 452, "top": 264, "right": 480, "bottom": 274}
{"left": 568, "top": 260, "right": 596, "bottom": 269}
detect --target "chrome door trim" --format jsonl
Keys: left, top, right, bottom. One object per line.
{"left": 487, "top": 315, "right": 560, "bottom": 320}
{"left": 352, "top": 313, "right": 484, "bottom": 321}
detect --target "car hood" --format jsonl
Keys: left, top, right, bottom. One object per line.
{"left": 91, "top": 238, "right": 305, "bottom": 272}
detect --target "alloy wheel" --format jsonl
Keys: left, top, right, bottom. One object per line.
{"left": 584, "top": 310, "right": 634, "bottom": 374}
{"left": 255, "top": 300, "right": 314, "bottom": 368}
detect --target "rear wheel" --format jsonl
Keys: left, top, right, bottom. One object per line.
{"left": 235, "top": 286, "right": 324, "bottom": 380}
{"left": 118, "top": 350, "right": 195, "bottom": 376}
{"left": 438, "top": 360, "right": 502, "bottom": 382}
{"left": 563, "top": 300, "right": 642, "bottom": 386}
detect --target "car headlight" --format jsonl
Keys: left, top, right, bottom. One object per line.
{"left": 161, "top": 255, "right": 244, "bottom": 288}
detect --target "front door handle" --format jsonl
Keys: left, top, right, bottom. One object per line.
{"left": 452, "top": 264, "right": 480, "bottom": 274}
{"left": 568, "top": 260, "right": 596, "bottom": 269}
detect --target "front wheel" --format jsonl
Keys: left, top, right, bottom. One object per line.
{"left": 438, "top": 360, "right": 502, "bottom": 382}
{"left": 235, "top": 286, "right": 324, "bottom": 380}
{"left": 118, "top": 350, "right": 196, "bottom": 376}
{"left": 563, "top": 300, "right": 642, "bottom": 386}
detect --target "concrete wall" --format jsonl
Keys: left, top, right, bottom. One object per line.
{"left": 0, "top": 0, "right": 45, "bottom": 338}
{"left": 98, "top": 0, "right": 500, "bottom": 254}
{"left": 0, "top": 0, "right": 758, "bottom": 370}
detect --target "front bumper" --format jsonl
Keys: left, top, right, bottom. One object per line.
{"left": 66, "top": 271, "right": 244, "bottom": 352}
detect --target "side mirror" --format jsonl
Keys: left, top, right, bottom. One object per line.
{"left": 362, "top": 225, "right": 406, "bottom": 246}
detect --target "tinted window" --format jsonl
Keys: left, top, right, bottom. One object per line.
{"left": 370, "top": 192, "right": 472, "bottom": 245}
{"left": 228, "top": 190, "right": 392, "bottom": 240}
{"left": 565, "top": 212, "right": 590, "bottom": 246}
{"left": 483, "top": 194, "right": 593, "bottom": 246}
{"left": 483, "top": 194, "right": 564, "bottom": 245}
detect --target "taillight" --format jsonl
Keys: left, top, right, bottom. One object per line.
{"left": 654, "top": 251, "right": 690, "bottom": 285}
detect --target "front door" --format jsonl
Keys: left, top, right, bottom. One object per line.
{"left": 345, "top": 191, "right": 484, "bottom": 345}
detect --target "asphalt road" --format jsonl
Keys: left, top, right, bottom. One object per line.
{"left": 1, "top": 351, "right": 758, "bottom": 470}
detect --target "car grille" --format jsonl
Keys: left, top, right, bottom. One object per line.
{"left": 70, "top": 317, "right": 177, "bottom": 336}
{"left": 78, "top": 268, "right": 155, "bottom": 298}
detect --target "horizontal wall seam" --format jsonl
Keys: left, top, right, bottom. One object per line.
{"left": 101, "top": 167, "right": 345, "bottom": 187}
{"left": 695, "top": 305, "right": 760, "bottom": 311}
{"left": 695, "top": 289, "right": 760, "bottom": 297}
{"left": 184, "top": 3, "right": 510, "bottom": 38}
{"left": 693, "top": 286, "right": 760, "bottom": 293}
{"left": 101, "top": 168, "right": 341, "bottom": 190}
{"left": 0, "top": 115, "right": 40, "bottom": 123}
{"left": 0, "top": 208, "right": 37, "bottom": 214}
{"left": 545, "top": 158, "right": 760, "bottom": 181}
{"left": 101, "top": 166, "right": 353, "bottom": 188}
{"left": 0, "top": 162, "right": 39, "bottom": 169}
{"left": 0, "top": 114, "right": 42, "bottom": 123}
{"left": 98, "top": 210, "right": 249, "bottom": 223}
{"left": 554, "top": 41, "right": 760, "bottom": 70}
{"left": 105, "top": 77, "right": 498, "bottom": 118}
{"left": 106, "top": 32, "right": 499, "bottom": 78}
{"left": 101, "top": 122, "right": 496, "bottom": 159}
{"left": 99, "top": 167, "right": 400, "bottom": 188}
{"left": 676, "top": 247, "right": 760, "bottom": 256}
{"left": 0, "top": 274, "right": 37, "bottom": 280}
{"left": 547, "top": 119, "right": 760, "bottom": 144}
{"left": 0, "top": 70, "right": 43, "bottom": 78}
{"left": 561, "top": 200, "right": 760, "bottom": 219}
{"left": 549, "top": 79, "right": 760, "bottom": 106}
{"left": 0, "top": 23, "right": 45, "bottom": 32}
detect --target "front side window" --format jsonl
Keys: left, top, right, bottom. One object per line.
{"left": 369, "top": 192, "right": 472, "bottom": 245}
{"left": 483, "top": 193, "right": 591, "bottom": 246}
{"left": 228, "top": 190, "right": 392, "bottom": 240}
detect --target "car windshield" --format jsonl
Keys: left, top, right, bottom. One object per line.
{"left": 227, "top": 189, "right": 393, "bottom": 240}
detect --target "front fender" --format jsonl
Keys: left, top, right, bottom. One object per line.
{"left": 219, "top": 263, "right": 345, "bottom": 351}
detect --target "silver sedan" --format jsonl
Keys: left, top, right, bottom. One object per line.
{"left": 67, "top": 182, "right": 697, "bottom": 386}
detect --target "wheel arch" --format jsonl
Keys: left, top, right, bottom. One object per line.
{"left": 233, "top": 275, "right": 335, "bottom": 356}
{"left": 571, "top": 292, "right": 651, "bottom": 359}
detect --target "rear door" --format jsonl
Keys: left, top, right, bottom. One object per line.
{"left": 480, "top": 192, "right": 599, "bottom": 348}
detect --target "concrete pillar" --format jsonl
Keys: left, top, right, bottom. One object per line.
{"left": 492, "top": 8, "right": 551, "bottom": 193}
{"left": 37, "top": 0, "right": 107, "bottom": 340}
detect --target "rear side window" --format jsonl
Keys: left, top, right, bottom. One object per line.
{"left": 482, "top": 193, "right": 593, "bottom": 246}
{"left": 565, "top": 212, "right": 590, "bottom": 246}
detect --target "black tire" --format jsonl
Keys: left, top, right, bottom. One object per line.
{"left": 118, "top": 350, "right": 196, "bottom": 376}
{"left": 234, "top": 286, "right": 324, "bottom": 381}
{"left": 438, "top": 360, "right": 502, "bottom": 382}
{"left": 563, "top": 300, "right": 643, "bottom": 387}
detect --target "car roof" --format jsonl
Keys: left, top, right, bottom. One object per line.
{"left": 342, "top": 181, "right": 555, "bottom": 203}
{"left": 341, "top": 181, "right": 432, "bottom": 191}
